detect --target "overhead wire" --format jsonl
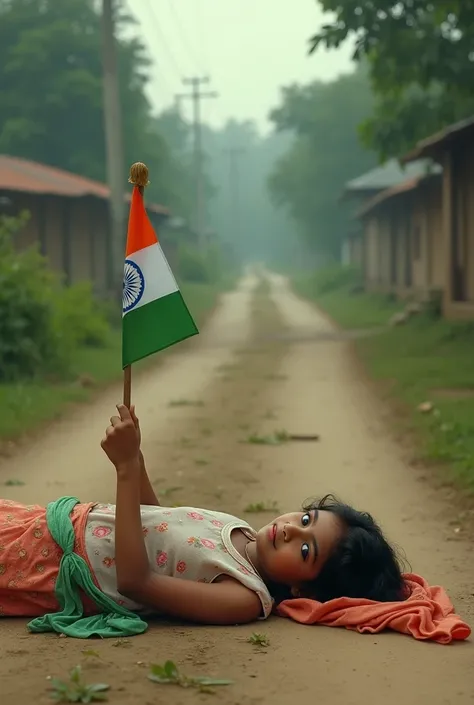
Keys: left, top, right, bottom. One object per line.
{"left": 142, "top": 0, "right": 187, "bottom": 83}
{"left": 166, "top": 0, "right": 207, "bottom": 76}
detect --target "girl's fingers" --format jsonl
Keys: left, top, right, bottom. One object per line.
{"left": 130, "top": 405, "right": 139, "bottom": 427}
{"left": 110, "top": 416, "right": 121, "bottom": 426}
{"left": 105, "top": 425, "right": 114, "bottom": 437}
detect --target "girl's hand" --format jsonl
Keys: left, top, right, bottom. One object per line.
{"left": 101, "top": 404, "right": 140, "bottom": 470}
{"left": 130, "top": 405, "right": 141, "bottom": 447}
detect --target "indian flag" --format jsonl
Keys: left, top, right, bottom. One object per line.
{"left": 122, "top": 187, "right": 198, "bottom": 368}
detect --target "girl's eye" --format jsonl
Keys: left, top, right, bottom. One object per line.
{"left": 301, "top": 513, "right": 311, "bottom": 527}
{"left": 301, "top": 543, "right": 310, "bottom": 561}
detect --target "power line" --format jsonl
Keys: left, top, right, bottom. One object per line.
{"left": 166, "top": 0, "right": 206, "bottom": 74}
{"left": 142, "top": 0, "right": 186, "bottom": 82}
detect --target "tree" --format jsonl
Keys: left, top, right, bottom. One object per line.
{"left": 310, "top": 1, "right": 474, "bottom": 157}
{"left": 267, "top": 68, "right": 376, "bottom": 259}
{"left": 0, "top": 0, "right": 183, "bottom": 211}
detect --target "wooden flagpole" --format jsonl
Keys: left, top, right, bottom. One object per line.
{"left": 123, "top": 161, "right": 150, "bottom": 408}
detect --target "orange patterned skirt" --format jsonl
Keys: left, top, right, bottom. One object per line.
{"left": 0, "top": 499, "right": 97, "bottom": 617}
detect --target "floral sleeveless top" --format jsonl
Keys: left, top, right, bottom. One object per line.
{"left": 84, "top": 504, "right": 273, "bottom": 619}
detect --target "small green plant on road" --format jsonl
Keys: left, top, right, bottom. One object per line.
{"left": 148, "top": 660, "right": 233, "bottom": 694}
{"left": 49, "top": 665, "right": 110, "bottom": 703}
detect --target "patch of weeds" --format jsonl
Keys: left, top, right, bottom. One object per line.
{"left": 195, "top": 458, "right": 209, "bottom": 466}
{"left": 248, "top": 633, "right": 270, "bottom": 648}
{"left": 81, "top": 650, "right": 101, "bottom": 660}
{"left": 112, "top": 638, "right": 131, "bottom": 648}
{"left": 148, "top": 660, "right": 232, "bottom": 694}
{"left": 263, "top": 373, "right": 287, "bottom": 381}
{"left": 244, "top": 500, "right": 280, "bottom": 514}
{"left": 4, "top": 478, "right": 25, "bottom": 486}
{"left": 200, "top": 427, "right": 213, "bottom": 437}
{"left": 245, "top": 430, "right": 290, "bottom": 446}
{"left": 160, "top": 486, "right": 183, "bottom": 498}
{"left": 49, "top": 665, "right": 110, "bottom": 703}
{"left": 168, "top": 399, "right": 204, "bottom": 408}
{"left": 263, "top": 410, "right": 277, "bottom": 420}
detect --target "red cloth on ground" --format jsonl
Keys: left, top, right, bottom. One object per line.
{"left": 277, "top": 573, "right": 471, "bottom": 645}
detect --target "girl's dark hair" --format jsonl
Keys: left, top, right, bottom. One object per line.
{"left": 298, "top": 494, "right": 408, "bottom": 603}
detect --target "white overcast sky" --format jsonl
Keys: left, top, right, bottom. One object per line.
{"left": 126, "top": 0, "right": 353, "bottom": 134}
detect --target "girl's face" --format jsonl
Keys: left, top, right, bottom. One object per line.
{"left": 253, "top": 509, "right": 342, "bottom": 593}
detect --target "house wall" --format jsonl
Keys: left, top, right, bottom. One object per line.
{"left": 410, "top": 179, "right": 444, "bottom": 298}
{"left": 442, "top": 138, "right": 474, "bottom": 319}
{"left": 361, "top": 180, "right": 446, "bottom": 302}
{"left": 424, "top": 181, "right": 444, "bottom": 291}
{"left": 2, "top": 191, "right": 111, "bottom": 293}
{"left": 364, "top": 216, "right": 380, "bottom": 290}
{"left": 349, "top": 234, "right": 364, "bottom": 267}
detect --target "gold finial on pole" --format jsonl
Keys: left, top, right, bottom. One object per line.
{"left": 128, "top": 162, "right": 150, "bottom": 189}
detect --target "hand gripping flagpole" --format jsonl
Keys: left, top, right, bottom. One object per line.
{"left": 123, "top": 162, "right": 150, "bottom": 408}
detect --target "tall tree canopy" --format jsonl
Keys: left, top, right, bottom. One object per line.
{"left": 0, "top": 0, "right": 193, "bottom": 215}
{"left": 267, "top": 68, "right": 376, "bottom": 259}
{"left": 311, "top": 1, "right": 474, "bottom": 158}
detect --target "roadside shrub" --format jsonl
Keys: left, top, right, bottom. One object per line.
{"left": 0, "top": 213, "right": 111, "bottom": 382}
{"left": 177, "top": 244, "right": 212, "bottom": 283}
{"left": 53, "top": 281, "right": 110, "bottom": 351}
{"left": 424, "top": 288, "right": 443, "bottom": 319}
{"left": 312, "top": 264, "right": 363, "bottom": 295}
{"left": 0, "top": 213, "right": 67, "bottom": 381}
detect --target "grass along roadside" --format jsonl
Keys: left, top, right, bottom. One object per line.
{"left": 0, "top": 281, "right": 224, "bottom": 443}
{"left": 292, "top": 270, "right": 402, "bottom": 329}
{"left": 293, "top": 269, "right": 474, "bottom": 492}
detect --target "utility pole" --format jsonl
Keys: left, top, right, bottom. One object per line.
{"left": 224, "top": 147, "right": 245, "bottom": 241}
{"left": 177, "top": 77, "right": 218, "bottom": 248}
{"left": 101, "top": 0, "right": 125, "bottom": 293}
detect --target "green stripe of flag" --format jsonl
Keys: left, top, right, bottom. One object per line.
{"left": 122, "top": 291, "right": 199, "bottom": 368}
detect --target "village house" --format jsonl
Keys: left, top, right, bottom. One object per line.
{"left": 357, "top": 168, "right": 443, "bottom": 299}
{"left": 0, "top": 155, "right": 169, "bottom": 295}
{"left": 342, "top": 159, "right": 443, "bottom": 300}
{"left": 402, "top": 116, "right": 474, "bottom": 320}
{"left": 341, "top": 159, "right": 435, "bottom": 272}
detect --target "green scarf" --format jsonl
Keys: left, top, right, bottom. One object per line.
{"left": 28, "top": 496, "right": 148, "bottom": 639}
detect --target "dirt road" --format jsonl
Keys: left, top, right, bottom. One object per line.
{"left": 1, "top": 273, "right": 473, "bottom": 705}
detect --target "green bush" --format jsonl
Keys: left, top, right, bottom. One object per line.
{"left": 53, "top": 281, "right": 111, "bottom": 350}
{"left": 177, "top": 245, "right": 213, "bottom": 284}
{"left": 0, "top": 213, "right": 68, "bottom": 381}
{"left": 311, "top": 264, "right": 363, "bottom": 295}
{"left": 0, "top": 213, "right": 111, "bottom": 382}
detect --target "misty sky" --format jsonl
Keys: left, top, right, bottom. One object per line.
{"left": 127, "top": 0, "right": 353, "bottom": 133}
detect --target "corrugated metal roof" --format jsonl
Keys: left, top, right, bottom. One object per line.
{"left": 357, "top": 171, "right": 441, "bottom": 218}
{"left": 402, "top": 115, "right": 474, "bottom": 163}
{"left": 344, "top": 158, "right": 438, "bottom": 193}
{"left": 0, "top": 155, "right": 169, "bottom": 215}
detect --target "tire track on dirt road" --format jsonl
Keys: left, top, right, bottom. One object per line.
{"left": 1, "top": 273, "right": 473, "bottom": 705}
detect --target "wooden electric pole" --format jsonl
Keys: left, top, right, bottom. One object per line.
{"left": 101, "top": 0, "right": 126, "bottom": 292}
{"left": 177, "top": 77, "right": 218, "bottom": 248}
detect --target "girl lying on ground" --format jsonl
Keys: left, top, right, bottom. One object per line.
{"left": 0, "top": 405, "right": 407, "bottom": 626}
